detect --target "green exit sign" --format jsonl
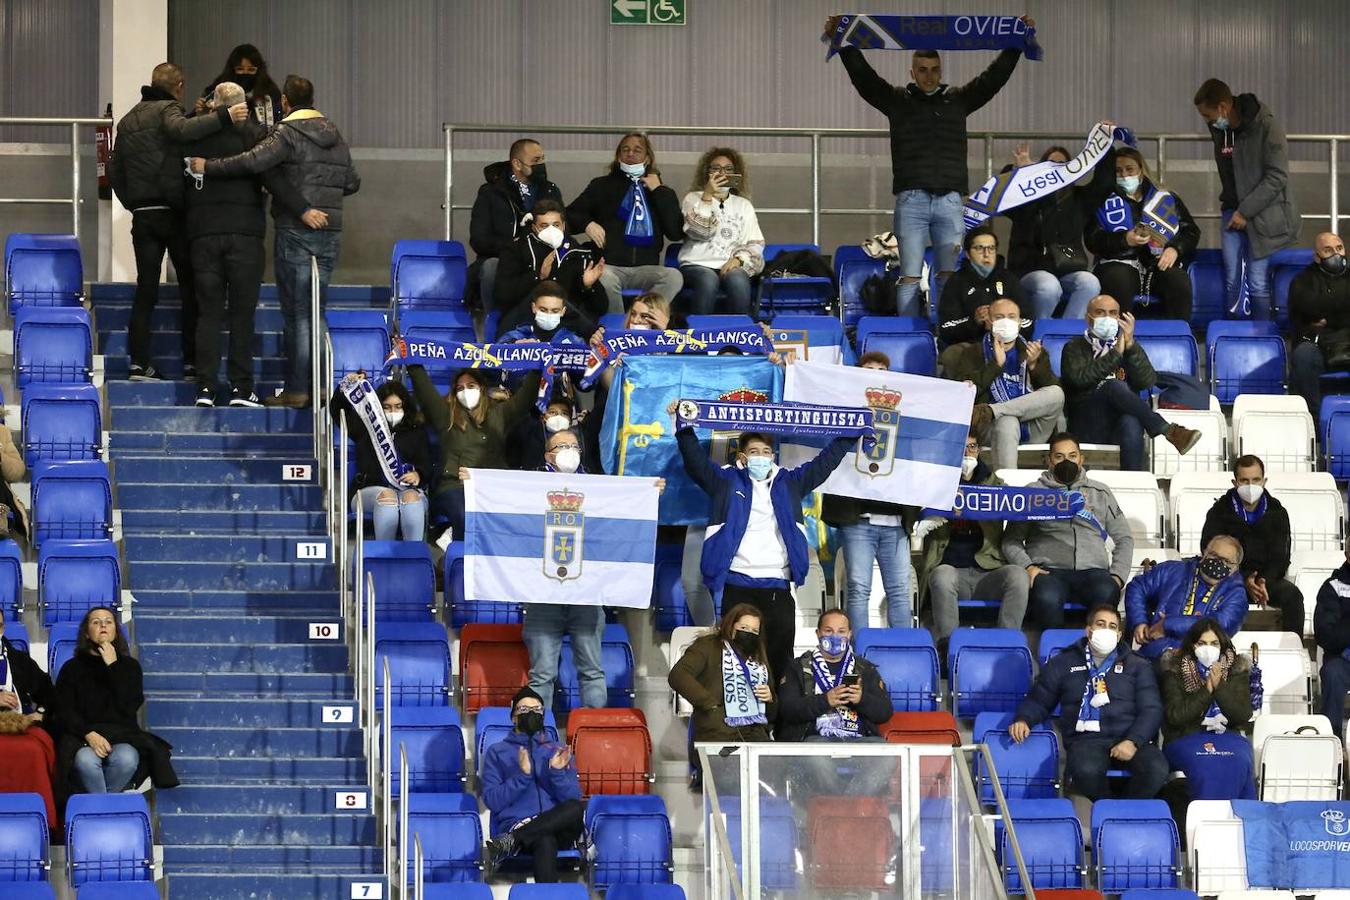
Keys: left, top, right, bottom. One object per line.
{"left": 611, "top": 0, "right": 686, "bottom": 26}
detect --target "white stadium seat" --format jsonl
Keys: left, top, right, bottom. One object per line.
{"left": 993, "top": 468, "right": 1041, "bottom": 488}
{"left": 1231, "top": 394, "right": 1317, "bottom": 472}
{"left": 667, "top": 625, "right": 704, "bottom": 718}
{"left": 1291, "top": 550, "right": 1344, "bottom": 637}
{"left": 1152, "top": 401, "right": 1229, "bottom": 478}
{"left": 1266, "top": 472, "right": 1346, "bottom": 552}
{"left": 1091, "top": 470, "right": 1167, "bottom": 546}
{"left": 1253, "top": 713, "right": 1343, "bottom": 801}
{"left": 1188, "top": 800, "right": 1249, "bottom": 894}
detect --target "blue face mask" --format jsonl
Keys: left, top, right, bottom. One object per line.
{"left": 819, "top": 634, "right": 849, "bottom": 656}
{"left": 746, "top": 456, "right": 773, "bottom": 481}
{"left": 1212, "top": 115, "right": 1230, "bottom": 131}
{"left": 1117, "top": 175, "right": 1141, "bottom": 195}
{"left": 970, "top": 261, "right": 995, "bottom": 278}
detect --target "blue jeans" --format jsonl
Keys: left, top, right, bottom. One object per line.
{"left": 839, "top": 521, "right": 911, "bottom": 627}
{"left": 355, "top": 485, "right": 428, "bottom": 541}
{"left": 274, "top": 228, "right": 341, "bottom": 394}
{"left": 1321, "top": 654, "right": 1350, "bottom": 738}
{"left": 1222, "top": 209, "right": 1273, "bottom": 319}
{"left": 1019, "top": 270, "right": 1101, "bottom": 320}
{"left": 1066, "top": 735, "right": 1168, "bottom": 800}
{"left": 679, "top": 264, "right": 754, "bottom": 316}
{"left": 523, "top": 603, "right": 606, "bottom": 710}
{"left": 894, "top": 190, "right": 964, "bottom": 316}
{"left": 1027, "top": 567, "right": 1120, "bottom": 628}
{"left": 1067, "top": 378, "right": 1171, "bottom": 471}
{"left": 74, "top": 743, "right": 139, "bottom": 793}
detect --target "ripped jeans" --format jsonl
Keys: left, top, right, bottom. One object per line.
{"left": 355, "top": 484, "right": 428, "bottom": 541}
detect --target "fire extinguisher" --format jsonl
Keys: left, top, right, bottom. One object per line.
{"left": 96, "top": 103, "right": 112, "bottom": 200}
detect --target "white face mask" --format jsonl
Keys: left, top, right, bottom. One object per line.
{"left": 619, "top": 160, "right": 646, "bottom": 177}
{"left": 544, "top": 414, "right": 570, "bottom": 433}
{"left": 1089, "top": 627, "right": 1119, "bottom": 656}
{"left": 1091, "top": 316, "right": 1119, "bottom": 342}
{"left": 456, "top": 386, "right": 481, "bottom": 410}
{"left": 552, "top": 448, "right": 581, "bottom": 474}
{"left": 960, "top": 455, "right": 978, "bottom": 478}
{"left": 535, "top": 311, "right": 563, "bottom": 332}
{"left": 536, "top": 225, "right": 565, "bottom": 249}
{"left": 1237, "top": 483, "right": 1264, "bottom": 505}
{"left": 1194, "top": 644, "right": 1222, "bottom": 668}
{"left": 384, "top": 410, "right": 404, "bottom": 428}
{"left": 990, "top": 318, "right": 1020, "bottom": 344}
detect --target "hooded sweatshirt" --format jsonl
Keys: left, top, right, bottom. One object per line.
{"left": 1206, "top": 92, "right": 1299, "bottom": 259}
{"left": 479, "top": 729, "right": 581, "bottom": 836}
{"left": 1001, "top": 470, "right": 1133, "bottom": 583}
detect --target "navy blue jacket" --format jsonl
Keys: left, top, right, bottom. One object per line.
{"left": 1014, "top": 638, "right": 1163, "bottom": 747}
{"left": 676, "top": 427, "right": 853, "bottom": 595}
{"left": 1314, "top": 561, "right": 1350, "bottom": 657}
{"left": 1124, "top": 557, "right": 1248, "bottom": 659}
{"left": 479, "top": 729, "right": 581, "bottom": 836}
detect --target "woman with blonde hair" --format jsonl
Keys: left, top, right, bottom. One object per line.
{"left": 678, "top": 146, "right": 765, "bottom": 316}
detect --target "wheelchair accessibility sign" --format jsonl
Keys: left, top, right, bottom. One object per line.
{"left": 611, "top": 0, "right": 686, "bottom": 26}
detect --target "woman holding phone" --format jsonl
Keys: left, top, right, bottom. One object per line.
{"left": 678, "top": 147, "right": 766, "bottom": 316}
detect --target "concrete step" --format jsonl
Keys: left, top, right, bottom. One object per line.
{"left": 171, "top": 755, "right": 367, "bottom": 784}
{"left": 155, "top": 724, "right": 363, "bottom": 758}
{"left": 135, "top": 613, "right": 340, "bottom": 644}
{"left": 158, "top": 784, "right": 372, "bottom": 815}
{"left": 110, "top": 405, "right": 307, "bottom": 434}
{"left": 120, "top": 509, "right": 326, "bottom": 534}
{"left": 127, "top": 559, "right": 336, "bottom": 590}
{"left": 162, "top": 872, "right": 390, "bottom": 900}
{"left": 127, "top": 587, "right": 337, "bottom": 612}
{"left": 137, "top": 641, "right": 348, "bottom": 672}
{"left": 146, "top": 697, "right": 355, "bottom": 728}
{"left": 157, "top": 811, "right": 376, "bottom": 845}
{"left": 112, "top": 454, "right": 316, "bottom": 484}
{"left": 116, "top": 481, "right": 322, "bottom": 512}
{"left": 110, "top": 429, "right": 312, "bottom": 455}
{"left": 102, "top": 329, "right": 287, "bottom": 359}
{"left": 144, "top": 670, "right": 352, "bottom": 696}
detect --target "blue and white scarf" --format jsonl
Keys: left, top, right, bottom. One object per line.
{"left": 385, "top": 337, "right": 589, "bottom": 414}
{"left": 1097, "top": 183, "right": 1182, "bottom": 259}
{"left": 1074, "top": 504, "right": 1110, "bottom": 542}
{"left": 722, "top": 641, "right": 769, "bottom": 728}
{"left": 983, "top": 332, "right": 1030, "bottom": 405}
{"left": 922, "top": 484, "right": 1086, "bottom": 521}
{"left": 339, "top": 376, "right": 409, "bottom": 490}
{"left": 675, "top": 399, "right": 875, "bottom": 451}
{"left": 965, "top": 122, "right": 1135, "bottom": 230}
{"left": 1075, "top": 644, "right": 1117, "bottom": 733}
{"left": 579, "top": 328, "right": 768, "bottom": 389}
{"left": 1086, "top": 328, "right": 1118, "bottom": 361}
{"left": 811, "top": 648, "right": 861, "bottom": 739}
{"left": 823, "top": 14, "right": 1042, "bottom": 61}
{"left": 1195, "top": 658, "right": 1229, "bottom": 733}
{"left": 1233, "top": 491, "right": 1267, "bottom": 525}
{"left": 618, "top": 177, "right": 655, "bottom": 247}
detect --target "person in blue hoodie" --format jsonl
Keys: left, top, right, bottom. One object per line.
{"left": 677, "top": 425, "right": 854, "bottom": 680}
{"left": 482, "top": 687, "right": 584, "bottom": 882}
{"left": 1125, "top": 535, "right": 1248, "bottom": 661}
{"left": 1010, "top": 602, "right": 1167, "bottom": 800}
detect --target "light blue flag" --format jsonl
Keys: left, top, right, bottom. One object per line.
{"left": 600, "top": 355, "right": 784, "bottom": 525}
{"left": 463, "top": 468, "right": 659, "bottom": 609}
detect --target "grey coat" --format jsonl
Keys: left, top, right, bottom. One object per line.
{"left": 1210, "top": 94, "right": 1299, "bottom": 259}
{"left": 1001, "top": 471, "right": 1133, "bottom": 583}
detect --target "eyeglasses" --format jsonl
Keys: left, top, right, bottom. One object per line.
{"left": 707, "top": 165, "right": 737, "bottom": 175}
{"left": 968, "top": 244, "right": 998, "bottom": 253}
{"left": 550, "top": 443, "right": 581, "bottom": 453}
{"left": 514, "top": 705, "right": 544, "bottom": 715}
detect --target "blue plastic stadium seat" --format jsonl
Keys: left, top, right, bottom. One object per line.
{"left": 855, "top": 315, "right": 932, "bottom": 343}
{"left": 388, "top": 706, "right": 466, "bottom": 795}
{"left": 47, "top": 622, "right": 79, "bottom": 679}
{"left": 1267, "top": 246, "right": 1313, "bottom": 324}
{"left": 1119, "top": 891, "right": 1199, "bottom": 900}
{"left": 473, "top": 706, "right": 560, "bottom": 777}
{"left": 390, "top": 239, "right": 465, "bottom": 281}
{"left": 399, "top": 309, "right": 476, "bottom": 386}
{"left": 651, "top": 555, "right": 692, "bottom": 632}
{"left": 76, "top": 883, "right": 160, "bottom": 898}
{"left": 374, "top": 622, "right": 451, "bottom": 709}
{"left": 65, "top": 794, "right": 153, "bottom": 886}
{"left": 422, "top": 885, "right": 491, "bottom": 900}
{"left": 403, "top": 792, "right": 482, "bottom": 883}
{"left": 948, "top": 628, "right": 1033, "bottom": 720}
{"left": 1001, "top": 799, "right": 1085, "bottom": 892}
{"left": 1092, "top": 799, "right": 1181, "bottom": 891}
{"left": 361, "top": 540, "right": 436, "bottom": 621}
{"left": 14, "top": 307, "right": 92, "bottom": 387}
{"left": 0, "top": 539, "right": 21, "bottom": 617}
{"left": 1188, "top": 249, "right": 1226, "bottom": 330}
{"left": 599, "top": 313, "right": 628, "bottom": 333}
{"left": 1206, "top": 319, "right": 1285, "bottom": 403}
{"left": 38, "top": 539, "right": 120, "bottom": 626}
{"left": 855, "top": 627, "right": 940, "bottom": 711}
{"left": 685, "top": 314, "right": 757, "bottom": 332}
{"left": 394, "top": 252, "right": 468, "bottom": 315}
{"left": 6, "top": 620, "right": 29, "bottom": 653}
{"left": 972, "top": 712, "right": 1059, "bottom": 800}
{"left": 508, "top": 884, "right": 591, "bottom": 900}
{"left": 719, "top": 796, "right": 799, "bottom": 891}
{"left": 556, "top": 623, "right": 635, "bottom": 711}
{"left": 10, "top": 884, "right": 57, "bottom": 899}
{"left": 1327, "top": 410, "right": 1350, "bottom": 479}
{"left": 1133, "top": 327, "right": 1199, "bottom": 378}
{"left": 22, "top": 383, "right": 102, "bottom": 466}
{"left": 1037, "top": 628, "right": 1084, "bottom": 664}
{"left": 32, "top": 460, "right": 111, "bottom": 545}
{"left": 443, "top": 542, "right": 522, "bottom": 627}
{"left": 760, "top": 244, "right": 833, "bottom": 314}
{"left": 586, "top": 794, "right": 674, "bottom": 888}
{"left": 326, "top": 310, "right": 391, "bottom": 385}
{"left": 860, "top": 332, "right": 937, "bottom": 376}
{"left": 606, "top": 885, "right": 687, "bottom": 900}
{"left": 0, "top": 792, "right": 49, "bottom": 881}
{"left": 5, "top": 233, "right": 82, "bottom": 312}
{"left": 836, "top": 246, "right": 887, "bottom": 328}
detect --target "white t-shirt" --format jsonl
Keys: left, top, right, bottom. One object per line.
{"left": 678, "top": 192, "right": 765, "bottom": 270}
{"left": 729, "top": 473, "right": 790, "bottom": 580}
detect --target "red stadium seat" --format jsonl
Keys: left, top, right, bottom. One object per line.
{"left": 565, "top": 707, "right": 647, "bottom": 743}
{"left": 571, "top": 723, "right": 653, "bottom": 797}
{"left": 1035, "top": 891, "right": 1105, "bottom": 899}
{"left": 458, "top": 624, "right": 528, "bottom": 713}
{"left": 881, "top": 711, "right": 961, "bottom": 745}
{"left": 806, "top": 795, "right": 894, "bottom": 891}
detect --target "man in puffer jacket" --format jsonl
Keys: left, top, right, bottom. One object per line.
{"left": 1124, "top": 536, "right": 1248, "bottom": 660}
{"left": 1001, "top": 433, "right": 1133, "bottom": 627}
{"left": 109, "top": 62, "right": 246, "bottom": 382}
{"left": 193, "top": 75, "right": 360, "bottom": 408}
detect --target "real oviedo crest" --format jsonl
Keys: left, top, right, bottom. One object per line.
{"left": 544, "top": 489, "right": 585, "bottom": 581}
{"left": 857, "top": 386, "right": 902, "bottom": 477}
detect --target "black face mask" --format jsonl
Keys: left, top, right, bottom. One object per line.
{"left": 1320, "top": 253, "right": 1348, "bottom": 276}
{"left": 233, "top": 72, "right": 258, "bottom": 93}
{"left": 1198, "top": 555, "right": 1233, "bottom": 581}
{"left": 529, "top": 163, "right": 549, "bottom": 185}
{"left": 731, "top": 630, "right": 759, "bottom": 657}
{"left": 516, "top": 710, "right": 544, "bottom": 736}
{"left": 1053, "top": 459, "right": 1080, "bottom": 485}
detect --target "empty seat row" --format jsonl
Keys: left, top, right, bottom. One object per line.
{"left": 0, "top": 792, "right": 152, "bottom": 890}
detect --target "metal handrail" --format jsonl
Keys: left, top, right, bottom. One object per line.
{"left": 0, "top": 116, "right": 110, "bottom": 238}
{"left": 382, "top": 655, "right": 392, "bottom": 885}
{"left": 309, "top": 255, "right": 322, "bottom": 461}
{"left": 366, "top": 571, "right": 377, "bottom": 791}
{"left": 413, "top": 833, "right": 424, "bottom": 900}
{"left": 959, "top": 743, "right": 1036, "bottom": 898}
{"left": 442, "top": 121, "right": 1348, "bottom": 244}
{"left": 398, "top": 741, "right": 410, "bottom": 898}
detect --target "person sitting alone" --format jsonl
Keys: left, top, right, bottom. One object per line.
{"left": 1125, "top": 535, "right": 1248, "bottom": 660}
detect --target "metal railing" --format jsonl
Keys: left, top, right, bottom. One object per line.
{"left": 442, "top": 122, "right": 1348, "bottom": 244}
{"left": 0, "top": 116, "right": 110, "bottom": 238}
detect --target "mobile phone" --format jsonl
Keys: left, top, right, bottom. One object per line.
{"left": 722, "top": 173, "right": 742, "bottom": 188}
{"left": 842, "top": 674, "right": 861, "bottom": 688}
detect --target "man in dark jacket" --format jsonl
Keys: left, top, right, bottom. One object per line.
{"left": 1195, "top": 79, "right": 1299, "bottom": 321}
{"left": 826, "top": 14, "right": 1031, "bottom": 316}
{"left": 109, "top": 62, "right": 246, "bottom": 382}
{"left": 777, "top": 609, "right": 895, "bottom": 793}
{"left": 1060, "top": 294, "right": 1200, "bottom": 471}
{"left": 1200, "top": 454, "right": 1303, "bottom": 636}
{"left": 1314, "top": 546, "right": 1350, "bottom": 737}
{"left": 192, "top": 75, "right": 361, "bottom": 408}
{"left": 494, "top": 199, "right": 606, "bottom": 336}
{"left": 183, "top": 81, "right": 318, "bottom": 408}
{"left": 941, "top": 296, "right": 1062, "bottom": 471}
{"left": 1289, "top": 232, "right": 1350, "bottom": 413}
{"left": 469, "top": 139, "right": 563, "bottom": 308}
{"left": 937, "top": 229, "right": 1026, "bottom": 347}
{"left": 482, "top": 687, "right": 584, "bottom": 882}
{"left": 1011, "top": 603, "right": 1167, "bottom": 800}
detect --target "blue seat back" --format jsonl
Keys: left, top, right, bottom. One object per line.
{"left": 685, "top": 314, "right": 757, "bottom": 332}
{"left": 361, "top": 541, "right": 436, "bottom": 622}
{"left": 326, "top": 311, "right": 391, "bottom": 383}
{"left": 948, "top": 629, "right": 1032, "bottom": 719}
{"left": 389, "top": 239, "right": 465, "bottom": 285}
{"left": 1094, "top": 804, "right": 1180, "bottom": 891}
{"left": 1002, "top": 812, "right": 1084, "bottom": 892}
{"left": 65, "top": 794, "right": 152, "bottom": 886}
{"left": 606, "top": 885, "right": 687, "bottom": 900}
{"left": 855, "top": 628, "right": 939, "bottom": 711}
{"left": 978, "top": 722, "right": 1059, "bottom": 801}
{"left": 507, "top": 885, "right": 591, "bottom": 900}
{"left": 474, "top": 707, "right": 559, "bottom": 775}
{"left": 761, "top": 243, "right": 833, "bottom": 313}
{"left": 6, "top": 235, "right": 82, "bottom": 311}
{"left": 599, "top": 313, "right": 627, "bottom": 333}
{"left": 443, "top": 542, "right": 522, "bottom": 626}
{"left": 0, "top": 792, "right": 49, "bottom": 881}
{"left": 389, "top": 706, "right": 466, "bottom": 795}
{"left": 32, "top": 460, "right": 111, "bottom": 545}
{"left": 399, "top": 310, "right": 476, "bottom": 381}
{"left": 1037, "top": 628, "right": 1084, "bottom": 664}
{"left": 860, "top": 332, "right": 937, "bottom": 376}
{"left": 1328, "top": 410, "right": 1350, "bottom": 479}
{"left": 395, "top": 255, "right": 468, "bottom": 313}
{"left": 1188, "top": 250, "right": 1226, "bottom": 329}
{"left": 374, "top": 623, "right": 451, "bottom": 708}
{"left": 855, "top": 315, "right": 932, "bottom": 345}
{"left": 1134, "top": 333, "right": 1199, "bottom": 377}
{"left": 405, "top": 795, "right": 482, "bottom": 883}
{"left": 22, "top": 383, "right": 102, "bottom": 465}
{"left": 589, "top": 807, "right": 674, "bottom": 888}
{"left": 837, "top": 252, "right": 887, "bottom": 327}
{"left": 1209, "top": 333, "right": 1286, "bottom": 402}
{"left": 6, "top": 621, "right": 29, "bottom": 653}
{"left": 14, "top": 307, "right": 92, "bottom": 386}
{"left": 720, "top": 796, "right": 799, "bottom": 891}
{"left": 76, "top": 883, "right": 160, "bottom": 898}
{"left": 48, "top": 622, "right": 79, "bottom": 679}
{"left": 555, "top": 623, "right": 635, "bottom": 710}
{"left": 0, "top": 539, "right": 21, "bottom": 617}
{"left": 651, "top": 557, "right": 691, "bottom": 631}
{"left": 39, "top": 539, "right": 120, "bottom": 626}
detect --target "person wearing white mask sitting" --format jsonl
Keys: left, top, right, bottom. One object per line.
{"left": 498, "top": 281, "right": 589, "bottom": 349}
{"left": 494, "top": 199, "right": 606, "bottom": 338}
{"left": 1059, "top": 293, "right": 1200, "bottom": 471}
{"left": 1010, "top": 602, "right": 1168, "bottom": 800}
{"left": 332, "top": 375, "right": 432, "bottom": 541}
{"left": 678, "top": 147, "right": 765, "bottom": 316}
{"left": 539, "top": 428, "right": 586, "bottom": 476}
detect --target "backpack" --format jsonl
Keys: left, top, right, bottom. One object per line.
{"left": 859, "top": 269, "right": 902, "bottom": 315}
